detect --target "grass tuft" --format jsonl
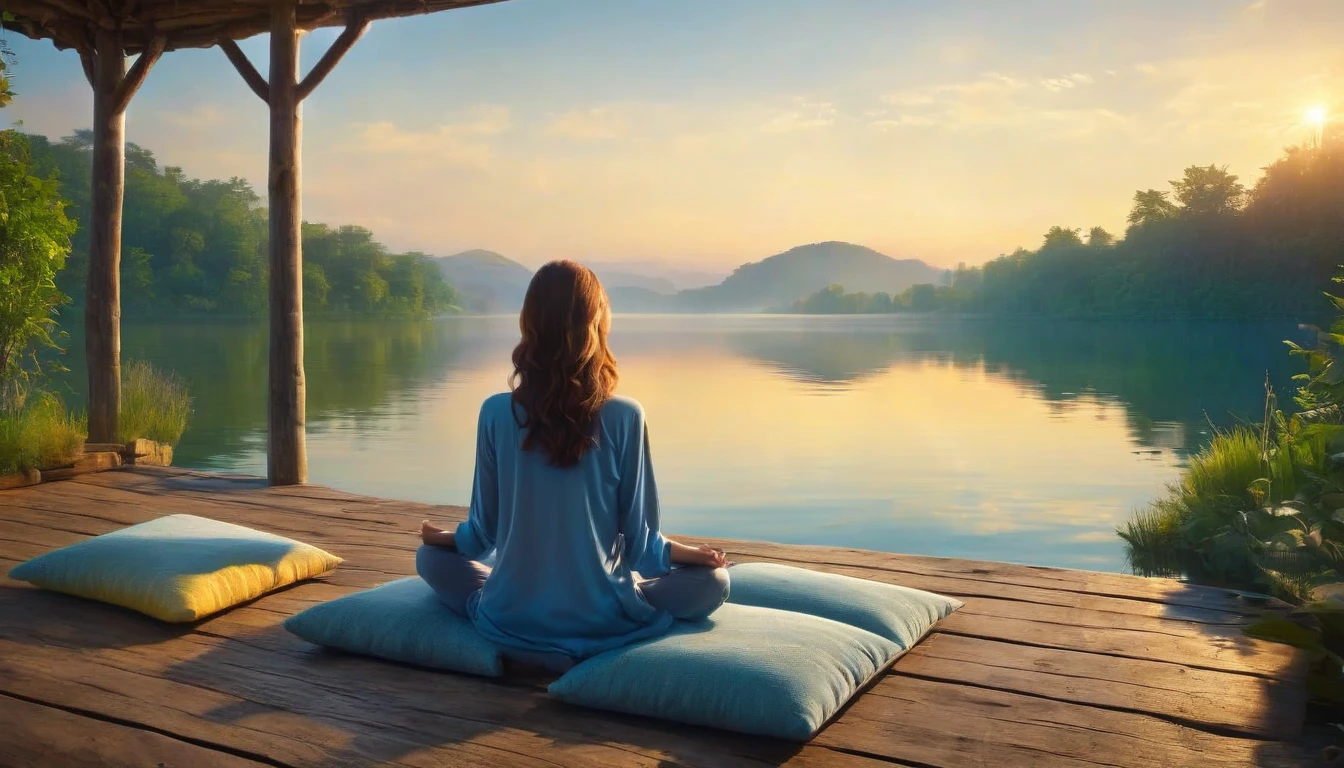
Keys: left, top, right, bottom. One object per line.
{"left": 0, "top": 392, "right": 86, "bottom": 474}
{"left": 118, "top": 360, "right": 192, "bottom": 446}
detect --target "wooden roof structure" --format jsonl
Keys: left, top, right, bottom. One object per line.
{"left": 4, "top": 0, "right": 505, "bottom": 53}
{"left": 3, "top": 0, "right": 511, "bottom": 486}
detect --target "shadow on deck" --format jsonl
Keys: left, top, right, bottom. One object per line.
{"left": 0, "top": 467, "right": 1318, "bottom": 767}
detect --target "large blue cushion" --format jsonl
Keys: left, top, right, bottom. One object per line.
{"left": 726, "top": 562, "right": 962, "bottom": 647}
{"left": 283, "top": 577, "right": 503, "bottom": 677}
{"left": 547, "top": 603, "right": 900, "bottom": 740}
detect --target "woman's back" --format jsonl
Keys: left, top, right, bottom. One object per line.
{"left": 451, "top": 393, "right": 676, "bottom": 658}
{"left": 415, "top": 259, "right": 727, "bottom": 665}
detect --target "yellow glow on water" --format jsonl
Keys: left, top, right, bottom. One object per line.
{"left": 318, "top": 329, "right": 1184, "bottom": 572}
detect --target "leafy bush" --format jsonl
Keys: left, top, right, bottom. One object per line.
{"left": 118, "top": 360, "right": 191, "bottom": 446}
{"left": 0, "top": 129, "right": 75, "bottom": 408}
{"left": 1120, "top": 379, "right": 1340, "bottom": 601}
{"left": 0, "top": 392, "right": 85, "bottom": 474}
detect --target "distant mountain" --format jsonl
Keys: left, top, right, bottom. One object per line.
{"left": 585, "top": 260, "right": 726, "bottom": 292}
{"left": 677, "top": 241, "right": 944, "bottom": 313}
{"left": 431, "top": 250, "right": 532, "bottom": 313}
{"left": 607, "top": 285, "right": 678, "bottom": 313}
{"left": 593, "top": 270, "right": 677, "bottom": 295}
{"left": 431, "top": 243, "right": 941, "bottom": 315}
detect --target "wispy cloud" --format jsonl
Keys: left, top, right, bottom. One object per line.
{"left": 874, "top": 71, "right": 1115, "bottom": 134}
{"left": 352, "top": 105, "right": 511, "bottom": 168}
{"left": 1243, "top": 0, "right": 1269, "bottom": 15}
{"left": 869, "top": 114, "right": 937, "bottom": 131}
{"left": 883, "top": 72, "right": 1027, "bottom": 106}
{"left": 760, "top": 98, "right": 837, "bottom": 133}
{"left": 545, "top": 107, "right": 630, "bottom": 141}
{"left": 1040, "top": 73, "right": 1094, "bottom": 92}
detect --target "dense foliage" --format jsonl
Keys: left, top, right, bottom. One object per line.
{"left": 0, "top": 54, "right": 87, "bottom": 472}
{"left": 794, "top": 133, "right": 1344, "bottom": 320}
{"left": 27, "top": 132, "right": 461, "bottom": 319}
{"left": 0, "top": 130, "right": 75, "bottom": 406}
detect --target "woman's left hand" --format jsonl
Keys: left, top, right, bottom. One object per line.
{"left": 695, "top": 545, "right": 727, "bottom": 568}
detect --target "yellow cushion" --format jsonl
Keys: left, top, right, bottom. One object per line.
{"left": 8, "top": 513, "right": 342, "bottom": 622}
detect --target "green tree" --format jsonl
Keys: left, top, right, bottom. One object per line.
{"left": 906, "top": 283, "right": 938, "bottom": 312}
{"left": 1126, "top": 189, "right": 1178, "bottom": 230}
{"left": 27, "top": 136, "right": 457, "bottom": 319}
{"left": 1170, "top": 164, "right": 1245, "bottom": 217}
{"left": 1042, "top": 226, "right": 1083, "bottom": 249}
{"left": 0, "top": 130, "right": 75, "bottom": 405}
{"left": 1087, "top": 226, "right": 1114, "bottom": 248}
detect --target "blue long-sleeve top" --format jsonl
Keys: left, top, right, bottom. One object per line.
{"left": 454, "top": 392, "right": 676, "bottom": 659}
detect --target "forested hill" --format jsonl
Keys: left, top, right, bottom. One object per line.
{"left": 430, "top": 250, "right": 532, "bottom": 313}
{"left": 794, "top": 129, "right": 1344, "bottom": 319}
{"left": 28, "top": 132, "right": 460, "bottom": 319}
{"left": 678, "top": 242, "right": 942, "bottom": 313}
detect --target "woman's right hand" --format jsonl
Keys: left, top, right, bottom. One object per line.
{"left": 670, "top": 540, "right": 727, "bottom": 568}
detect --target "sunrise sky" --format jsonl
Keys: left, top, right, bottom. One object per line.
{"left": 8, "top": 0, "right": 1342, "bottom": 273}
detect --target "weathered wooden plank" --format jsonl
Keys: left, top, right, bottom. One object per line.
{"left": 0, "top": 581, "right": 894, "bottom": 768}
{"left": 40, "top": 451, "right": 123, "bottom": 482}
{"left": 18, "top": 478, "right": 1265, "bottom": 627}
{"left": 0, "top": 638, "right": 666, "bottom": 768}
{"left": 82, "top": 442, "right": 125, "bottom": 454}
{"left": 706, "top": 537, "right": 1270, "bottom": 615}
{"left": 0, "top": 691, "right": 268, "bottom": 768}
{"left": 891, "top": 634, "right": 1306, "bottom": 741}
{"left": 937, "top": 607, "right": 1305, "bottom": 679}
{"left": 0, "top": 468, "right": 41, "bottom": 490}
{"left": 61, "top": 469, "right": 1275, "bottom": 615}
{"left": 0, "top": 599, "right": 821, "bottom": 768}
{"left": 0, "top": 468, "right": 1315, "bottom": 767}
{"left": 0, "top": 495, "right": 1303, "bottom": 680}
{"left": 815, "top": 675, "right": 1307, "bottom": 768}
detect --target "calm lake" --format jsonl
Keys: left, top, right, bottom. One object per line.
{"left": 67, "top": 315, "right": 1312, "bottom": 573}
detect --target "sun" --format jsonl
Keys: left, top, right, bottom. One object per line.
{"left": 1305, "top": 104, "right": 1328, "bottom": 126}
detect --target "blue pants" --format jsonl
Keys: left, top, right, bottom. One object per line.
{"left": 416, "top": 544, "right": 730, "bottom": 672}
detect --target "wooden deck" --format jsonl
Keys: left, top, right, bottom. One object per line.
{"left": 0, "top": 468, "right": 1315, "bottom": 767}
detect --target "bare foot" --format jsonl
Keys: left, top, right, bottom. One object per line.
{"left": 420, "top": 520, "right": 455, "bottom": 546}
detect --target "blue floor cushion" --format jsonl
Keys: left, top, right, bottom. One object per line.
{"left": 8, "top": 514, "right": 341, "bottom": 622}
{"left": 726, "top": 562, "right": 962, "bottom": 647}
{"left": 548, "top": 603, "right": 899, "bottom": 740}
{"left": 284, "top": 577, "right": 503, "bottom": 677}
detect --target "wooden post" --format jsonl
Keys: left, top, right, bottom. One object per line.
{"left": 82, "top": 30, "right": 163, "bottom": 444}
{"left": 219, "top": 11, "right": 366, "bottom": 486}
{"left": 84, "top": 29, "right": 125, "bottom": 444}
{"left": 268, "top": 0, "right": 306, "bottom": 486}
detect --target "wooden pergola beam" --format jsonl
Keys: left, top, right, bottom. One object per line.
{"left": 265, "top": 0, "right": 306, "bottom": 485}
{"left": 216, "top": 10, "right": 369, "bottom": 485}
{"left": 4, "top": 0, "right": 504, "bottom": 485}
{"left": 296, "top": 17, "right": 369, "bottom": 102}
{"left": 113, "top": 35, "right": 166, "bottom": 114}
{"left": 218, "top": 39, "right": 270, "bottom": 103}
{"left": 4, "top": 1, "right": 508, "bottom": 54}
{"left": 82, "top": 25, "right": 164, "bottom": 444}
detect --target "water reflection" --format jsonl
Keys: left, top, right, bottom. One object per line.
{"left": 55, "top": 315, "right": 1307, "bottom": 572}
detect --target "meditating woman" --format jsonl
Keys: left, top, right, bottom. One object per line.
{"left": 417, "top": 260, "right": 730, "bottom": 672}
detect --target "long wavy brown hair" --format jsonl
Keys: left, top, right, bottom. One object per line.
{"left": 510, "top": 260, "right": 619, "bottom": 467}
